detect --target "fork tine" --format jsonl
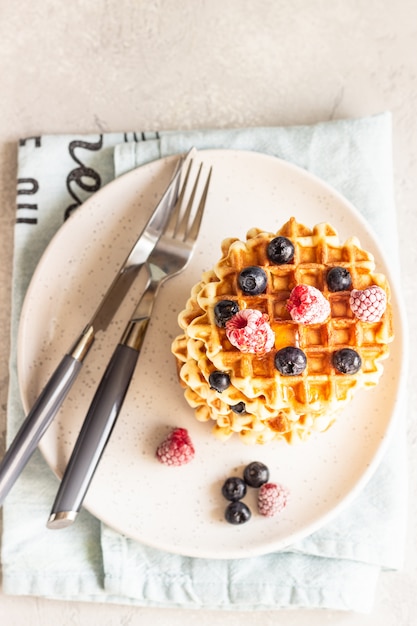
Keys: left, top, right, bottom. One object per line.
{"left": 185, "top": 166, "right": 212, "bottom": 243}
{"left": 165, "top": 158, "right": 193, "bottom": 236}
{"left": 175, "top": 162, "right": 202, "bottom": 240}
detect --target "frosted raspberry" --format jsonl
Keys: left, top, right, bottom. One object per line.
{"left": 156, "top": 428, "right": 195, "bottom": 466}
{"left": 258, "top": 482, "right": 289, "bottom": 517}
{"left": 349, "top": 285, "right": 386, "bottom": 322}
{"left": 225, "top": 309, "right": 275, "bottom": 354}
{"left": 287, "top": 284, "right": 330, "bottom": 324}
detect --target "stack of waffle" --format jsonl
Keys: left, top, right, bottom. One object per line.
{"left": 171, "top": 218, "right": 394, "bottom": 444}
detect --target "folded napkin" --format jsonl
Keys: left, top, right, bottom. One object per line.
{"left": 2, "top": 113, "right": 408, "bottom": 613}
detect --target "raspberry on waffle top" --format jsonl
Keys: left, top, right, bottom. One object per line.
{"left": 171, "top": 218, "right": 394, "bottom": 444}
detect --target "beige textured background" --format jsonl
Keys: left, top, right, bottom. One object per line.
{"left": 1, "top": 1, "right": 416, "bottom": 624}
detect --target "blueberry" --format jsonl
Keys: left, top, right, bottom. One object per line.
{"left": 222, "top": 477, "right": 247, "bottom": 501}
{"left": 225, "top": 501, "right": 252, "bottom": 524}
{"left": 243, "top": 461, "right": 269, "bottom": 488}
{"left": 209, "top": 371, "right": 231, "bottom": 393}
{"left": 327, "top": 267, "right": 352, "bottom": 292}
{"left": 214, "top": 300, "right": 239, "bottom": 327}
{"left": 333, "top": 348, "right": 362, "bottom": 374}
{"left": 238, "top": 266, "right": 268, "bottom": 295}
{"left": 267, "top": 236, "right": 295, "bottom": 264}
{"left": 231, "top": 402, "right": 246, "bottom": 414}
{"left": 274, "top": 347, "right": 307, "bottom": 376}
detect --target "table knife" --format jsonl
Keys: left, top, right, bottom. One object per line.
{"left": 0, "top": 150, "right": 192, "bottom": 507}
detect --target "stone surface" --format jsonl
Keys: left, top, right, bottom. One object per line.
{"left": 1, "top": 0, "right": 416, "bottom": 623}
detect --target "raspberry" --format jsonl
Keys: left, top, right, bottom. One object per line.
{"left": 349, "top": 285, "right": 386, "bottom": 322}
{"left": 287, "top": 284, "right": 330, "bottom": 324}
{"left": 156, "top": 428, "right": 195, "bottom": 466}
{"left": 258, "top": 482, "right": 289, "bottom": 517}
{"left": 225, "top": 309, "right": 275, "bottom": 354}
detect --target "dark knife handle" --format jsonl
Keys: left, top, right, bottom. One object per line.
{"left": 0, "top": 325, "right": 95, "bottom": 507}
{"left": 47, "top": 342, "right": 139, "bottom": 528}
{"left": 0, "top": 354, "right": 84, "bottom": 507}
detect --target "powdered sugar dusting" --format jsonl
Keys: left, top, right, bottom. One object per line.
{"left": 287, "top": 284, "right": 330, "bottom": 324}
{"left": 258, "top": 482, "right": 290, "bottom": 517}
{"left": 349, "top": 285, "right": 386, "bottom": 322}
{"left": 225, "top": 309, "right": 275, "bottom": 354}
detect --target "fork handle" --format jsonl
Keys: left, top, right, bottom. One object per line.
{"left": 47, "top": 276, "right": 161, "bottom": 528}
{"left": 47, "top": 342, "right": 141, "bottom": 528}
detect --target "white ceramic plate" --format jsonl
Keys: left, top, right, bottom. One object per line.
{"left": 18, "top": 149, "right": 405, "bottom": 559}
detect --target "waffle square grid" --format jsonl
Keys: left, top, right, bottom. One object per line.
{"left": 172, "top": 218, "right": 394, "bottom": 444}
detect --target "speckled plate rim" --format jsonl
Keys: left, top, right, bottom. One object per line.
{"left": 17, "top": 149, "right": 407, "bottom": 559}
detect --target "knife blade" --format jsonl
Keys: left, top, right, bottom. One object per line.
{"left": 0, "top": 149, "right": 193, "bottom": 507}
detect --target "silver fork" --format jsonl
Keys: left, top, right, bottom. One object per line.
{"left": 47, "top": 157, "right": 212, "bottom": 529}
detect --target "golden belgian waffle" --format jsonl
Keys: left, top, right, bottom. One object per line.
{"left": 171, "top": 218, "right": 394, "bottom": 444}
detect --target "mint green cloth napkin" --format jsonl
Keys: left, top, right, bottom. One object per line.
{"left": 2, "top": 113, "right": 407, "bottom": 613}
